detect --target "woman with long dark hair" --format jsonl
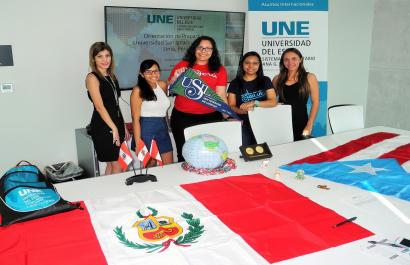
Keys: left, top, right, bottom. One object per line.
{"left": 86, "top": 42, "right": 130, "bottom": 175}
{"left": 168, "top": 36, "right": 228, "bottom": 162}
{"left": 130, "top": 59, "right": 173, "bottom": 166}
{"left": 227, "top": 51, "right": 277, "bottom": 145}
{"left": 272, "top": 48, "right": 319, "bottom": 141}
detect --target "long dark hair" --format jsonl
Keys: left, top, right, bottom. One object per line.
{"left": 232, "top": 51, "right": 265, "bottom": 91}
{"left": 88, "top": 42, "right": 116, "bottom": 80}
{"left": 138, "top": 59, "right": 160, "bottom": 101}
{"left": 276, "top": 48, "right": 309, "bottom": 101}
{"left": 183, "top": 35, "right": 222, "bottom": 73}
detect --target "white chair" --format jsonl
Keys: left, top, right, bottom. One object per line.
{"left": 248, "top": 105, "right": 294, "bottom": 146}
{"left": 328, "top": 104, "right": 364, "bottom": 134}
{"left": 184, "top": 120, "right": 242, "bottom": 153}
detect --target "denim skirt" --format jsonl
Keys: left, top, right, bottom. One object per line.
{"left": 131, "top": 117, "right": 173, "bottom": 153}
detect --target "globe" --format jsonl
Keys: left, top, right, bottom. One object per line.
{"left": 182, "top": 134, "right": 228, "bottom": 169}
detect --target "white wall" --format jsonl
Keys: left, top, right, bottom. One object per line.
{"left": 327, "top": 0, "right": 375, "bottom": 118}
{"left": 367, "top": 0, "right": 410, "bottom": 130}
{"left": 0, "top": 0, "right": 374, "bottom": 171}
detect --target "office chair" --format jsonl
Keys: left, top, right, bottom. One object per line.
{"left": 184, "top": 120, "right": 242, "bottom": 153}
{"left": 328, "top": 104, "right": 364, "bottom": 134}
{"left": 248, "top": 105, "right": 294, "bottom": 146}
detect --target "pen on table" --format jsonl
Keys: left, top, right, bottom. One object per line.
{"left": 368, "top": 241, "right": 405, "bottom": 248}
{"left": 333, "top": 216, "right": 357, "bottom": 228}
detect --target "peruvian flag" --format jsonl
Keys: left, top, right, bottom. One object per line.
{"left": 136, "top": 139, "right": 150, "bottom": 168}
{"left": 149, "top": 139, "right": 163, "bottom": 166}
{"left": 117, "top": 141, "right": 133, "bottom": 171}
{"left": 0, "top": 174, "right": 373, "bottom": 265}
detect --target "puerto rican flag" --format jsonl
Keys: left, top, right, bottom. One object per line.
{"left": 0, "top": 174, "right": 372, "bottom": 265}
{"left": 280, "top": 132, "right": 410, "bottom": 201}
{"left": 118, "top": 141, "right": 133, "bottom": 171}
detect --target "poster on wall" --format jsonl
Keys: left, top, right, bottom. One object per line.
{"left": 105, "top": 6, "right": 245, "bottom": 89}
{"left": 247, "top": 0, "right": 328, "bottom": 136}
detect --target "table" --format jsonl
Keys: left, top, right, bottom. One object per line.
{"left": 56, "top": 126, "right": 410, "bottom": 265}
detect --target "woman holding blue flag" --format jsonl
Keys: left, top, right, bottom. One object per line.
{"left": 168, "top": 36, "right": 228, "bottom": 162}
{"left": 228, "top": 51, "right": 277, "bottom": 146}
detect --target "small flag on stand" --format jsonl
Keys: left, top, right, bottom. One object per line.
{"left": 149, "top": 139, "right": 163, "bottom": 166}
{"left": 118, "top": 141, "right": 133, "bottom": 171}
{"left": 137, "top": 139, "right": 151, "bottom": 167}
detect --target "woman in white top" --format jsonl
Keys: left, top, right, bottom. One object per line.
{"left": 130, "top": 59, "right": 173, "bottom": 166}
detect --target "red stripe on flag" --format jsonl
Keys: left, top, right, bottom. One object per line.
{"left": 289, "top": 132, "right": 398, "bottom": 165}
{"left": 378, "top": 143, "right": 410, "bottom": 164}
{"left": 150, "top": 139, "right": 163, "bottom": 166}
{"left": 182, "top": 174, "right": 373, "bottom": 264}
{"left": 118, "top": 141, "right": 133, "bottom": 171}
{"left": 137, "top": 139, "right": 150, "bottom": 167}
{"left": 0, "top": 202, "right": 106, "bottom": 265}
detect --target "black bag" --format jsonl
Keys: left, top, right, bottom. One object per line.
{"left": 0, "top": 161, "right": 81, "bottom": 226}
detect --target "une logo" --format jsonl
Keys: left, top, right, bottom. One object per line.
{"left": 18, "top": 188, "right": 41, "bottom": 196}
{"left": 262, "top": 21, "right": 309, "bottom": 36}
{"left": 147, "top": 15, "right": 173, "bottom": 24}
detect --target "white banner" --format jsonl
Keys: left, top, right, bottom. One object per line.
{"left": 247, "top": 0, "right": 328, "bottom": 136}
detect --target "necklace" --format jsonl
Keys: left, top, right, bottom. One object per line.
{"left": 104, "top": 75, "right": 121, "bottom": 117}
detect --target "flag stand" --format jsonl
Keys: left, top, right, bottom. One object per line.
{"left": 125, "top": 158, "right": 157, "bottom": 185}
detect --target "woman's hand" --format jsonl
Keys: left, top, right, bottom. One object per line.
{"left": 240, "top": 101, "right": 255, "bottom": 111}
{"left": 111, "top": 127, "right": 121, "bottom": 146}
{"left": 124, "top": 124, "right": 131, "bottom": 142}
{"left": 169, "top": 67, "right": 187, "bottom": 84}
{"left": 302, "top": 126, "right": 312, "bottom": 136}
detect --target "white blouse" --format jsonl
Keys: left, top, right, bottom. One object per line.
{"left": 140, "top": 84, "right": 170, "bottom": 117}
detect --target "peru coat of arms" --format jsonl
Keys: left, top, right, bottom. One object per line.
{"left": 114, "top": 207, "right": 205, "bottom": 253}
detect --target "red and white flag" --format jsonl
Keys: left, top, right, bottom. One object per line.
{"left": 117, "top": 141, "right": 133, "bottom": 171}
{"left": 136, "top": 139, "right": 150, "bottom": 167}
{"left": 149, "top": 139, "right": 163, "bottom": 166}
{"left": 0, "top": 174, "right": 373, "bottom": 265}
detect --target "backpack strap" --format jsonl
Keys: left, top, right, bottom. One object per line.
{"left": 15, "top": 160, "right": 34, "bottom": 166}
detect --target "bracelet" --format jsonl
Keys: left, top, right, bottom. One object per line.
{"left": 254, "top": 100, "right": 260, "bottom": 107}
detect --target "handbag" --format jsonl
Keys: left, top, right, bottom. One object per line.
{"left": 44, "top": 161, "right": 83, "bottom": 182}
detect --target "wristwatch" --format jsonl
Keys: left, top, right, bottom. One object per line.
{"left": 254, "top": 100, "right": 260, "bottom": 107}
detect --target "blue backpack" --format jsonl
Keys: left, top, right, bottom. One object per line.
{"left": 0, "top": 161, "right": 80, "bottom": 226}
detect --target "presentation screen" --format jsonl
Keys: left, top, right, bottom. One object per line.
{"left": 105, "top": 6, "right": 246, "bottom": 89}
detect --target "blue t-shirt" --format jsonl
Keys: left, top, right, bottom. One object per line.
{"left": 227, "top": 76, "right": 273, "bottom": 123}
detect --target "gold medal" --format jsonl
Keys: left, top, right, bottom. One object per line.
{"left": 245, "top": 147, "right": 254, "bottom": 155}
{"left": 255, "top": 146, "right": 264, "bottom": 153}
